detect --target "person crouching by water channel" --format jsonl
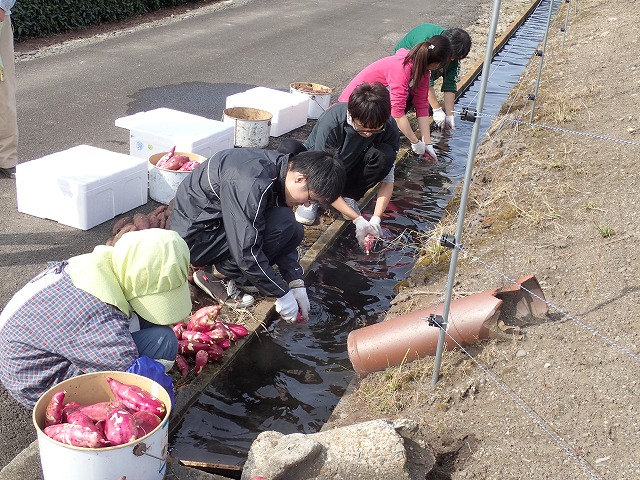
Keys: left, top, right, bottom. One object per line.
{"left": 0, "top": 229, "right": 192, "bottom": 407}
{"left": 339, "top": 36, "right": 452, "bottom": 161}
{"left": 169, "top": 148, "right": 346, "bottom": 323}
{"left": 278, "top": 82, "right": 400, "bottom": 250}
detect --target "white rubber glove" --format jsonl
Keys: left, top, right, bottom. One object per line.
{"left": 411, "top": 140, "right": 426, "bottom": 155}
{"left": 424, "top": 144, "right": 438, "bottom": 161}
{"left": 445, "top": 115, "right": 455, "bottom": 129}
{"left": 353, "top": 216, "right": 375, "bottom": 246}
{"left": 275, "top": 290, "right": 298, "bottom": 323}
{"left": 369, "top": 215, "right": 383, "bottom": 238}
{"left": 290, "top": 286, "right": 310, "bottom": 321}
{"left": 432, "top": 107, "right": 446, "bottom": 128}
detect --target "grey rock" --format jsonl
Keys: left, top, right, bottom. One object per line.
{"left": 241, "top": 419, "right": 435, "bottom": 480}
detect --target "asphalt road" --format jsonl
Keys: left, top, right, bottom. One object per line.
{"left": 0, "top": 0, "right": 484, "bottom": 470}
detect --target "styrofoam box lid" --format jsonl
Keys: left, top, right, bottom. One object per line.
{"left": 115, "top": 108, "right": 233, "bottom": 143}
{"left": 18, "top": 145, "right": 147, "bottom": 191}
{"left": 228, "top": 87, "right": 309, "bottom": 109}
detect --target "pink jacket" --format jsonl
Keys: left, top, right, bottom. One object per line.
{"left": 338, "top": 49, "right": 431, "bottom": 118}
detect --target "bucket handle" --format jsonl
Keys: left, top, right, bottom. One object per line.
{"left": 132, "top": 442, "right": 164, "bottom": 461}
{"left": 309, "top": 95, "right": 329, "bottom": 114}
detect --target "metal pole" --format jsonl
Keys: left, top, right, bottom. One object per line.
{"left": 562, "top": 0, "right": 571, "bottom": 47}
{"left": 431, "top": 0, "right": 503, "bottom": 386}
{"left": 529, "top": 0, "right": 555, "bottom": 123}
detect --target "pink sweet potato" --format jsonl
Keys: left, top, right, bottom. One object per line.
{"left": 202, "top": 325, "right": 228, "bottom": 342}
{"left": 172, "top": 322, "right": 186, "bottom": 340}
{"left": 178, "top": 339, "right": 211, "bottom": 356}
{"left": 72, "top": 401, "right": 115, "bottom": 423}
{"left": 363, "top": 233, "right": 375, "bottom": 254}
{"left": 216, "top": 338, "right": 232, "bottom": 350}
{"left": 113, "top": 224, "right": 137, "bottom": 245}
{"left": 106, "top": 378, "right": 166, "bottom": 418}
{"left": 223, "top": 322, "right": 250, "bottom": 338}
{"left": 44, "top": 423, "right": 108, "bottom": 448}
{"left": 44, "top": 390, "right": 66, "bottom": 427}
{"left": 181, "top": 330, "right": 216, "bottom": 345}
{"left": 132, "top": 213, "right": 150, "bottom": 230}
{"left": 151, "top": 204, "right": 167, "bottom": 217}
{"left": 155, "top": 147, "right": 176, "bottom": 169}
{"left": 61, "top": 401, "right": 82, "bottom": 418}
{"left": 215, "top": 321, "right": 236, "bottom": 341}
{"left": 133, "top": 411, "right": 162, "bottom": 438}
{"left": 147, "top": 213, "right": 160, "bottom": 228}
{"left": 177, "top": 161, "right": 200, "bottom": 171}
{"left": 186, "top": 305, "right": 222, "bottom": 332}
{"left": 65, "top": 410, "right": 95, "bottom": 428}
{"left": 206, "top": 343, "right": 224, "bottom": 362}
{"left": 193, "top": 350, "right": 209, "bottom": 376}
{"left": 112, "top": 216, "right": 133, "bottom": 236}
{"left": 160, "top": 155, "right": 189, "bottom": 171}
{"left": 175, "top": 353, "right": 190, "bottom": 379}
{"left": 104, "top": 408, "right": 137, "bottom": 446}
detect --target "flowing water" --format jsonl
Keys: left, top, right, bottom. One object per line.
{"left": 169, "top": 0, "right": 562, "bottom": 471}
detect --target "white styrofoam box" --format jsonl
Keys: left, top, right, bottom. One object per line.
{"left": 16, "top": 145, "right": 148, "bottom": 230}
{"left": 225, "top": 87, "right": 309, "bottom": 137}
{"left": 115, "top": 108, "right": 234, "bottom": 159}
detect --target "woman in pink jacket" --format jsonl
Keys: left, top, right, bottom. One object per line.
{"left": 339, "top": 35, "right": 451, "bottom": 161}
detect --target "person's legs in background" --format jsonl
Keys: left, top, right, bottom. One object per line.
{"left": 0, "top": 16, "right": 18, "bottom": 179}
{"left": 343, "top": 143, "right": 396, "bottom": 202}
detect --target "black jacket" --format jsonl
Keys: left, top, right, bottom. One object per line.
{"left": 304, "top": 102, "right": 400, "bottom": 176}
{"left": 170, "top": 148, "right": 301, "bottom": 298}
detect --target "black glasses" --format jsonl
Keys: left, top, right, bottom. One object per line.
{"left": 347, "top": 111, "right": 385, "bottom": 136}
{"left": 353, "top": 125, "right": 385, "bottom": 136}
{"left": 305, "top": 183, "right": 317, "bottom": 206}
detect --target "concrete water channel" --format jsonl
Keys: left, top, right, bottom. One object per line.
{"left": 167, "top": 0, "right": 563, "bottom": 476}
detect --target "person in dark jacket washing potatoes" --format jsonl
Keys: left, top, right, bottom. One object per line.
{"left": 0, "top": 229, "right": 192, "bottom": 407}
{"left": 278, "top": 82, "right": 400, "bottom": 249}
{"left": 169, "top": 148, "right": 346, "bottom": 322}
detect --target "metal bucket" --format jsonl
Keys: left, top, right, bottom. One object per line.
{"left": 33, "top": 371, "right": 172, "bottom": 480}
{"left": 223, "top": 107, "right": 272, "bottom": 148}
{"left": 148, "top": 151, "right": 206, "bottom": 205}
{"left": 290, "top": 82, "right": 333, "bottom": 119}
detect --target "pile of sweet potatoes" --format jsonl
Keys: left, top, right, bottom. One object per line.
{"left": 106, "top": 204, "right": 173, "bottom": 246}
{"left": 155, "top": 146, "right": 201, "bottom": 172}
{"left": 173, "top": 305, "right": 249, "bottom": 379}
{"left": 42, "top": 378, "right": 167, "bottom": 448}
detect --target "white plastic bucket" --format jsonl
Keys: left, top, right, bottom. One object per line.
{"left": 148, "top": 151, "right": 206, "bottom": 205}
{"left": 223, "top": 107, "right": 272, "bottom": 148}
{"left": 290, "top": 82, "right": 333, "bottom": 119}
{"left": 33, "top": 371, "right": 172, "bottom": 480}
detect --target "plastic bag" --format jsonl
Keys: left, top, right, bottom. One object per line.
{"left": 126, "top": 356, "right": 175, "bottom": 408}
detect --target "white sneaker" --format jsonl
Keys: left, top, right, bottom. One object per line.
{"left": 193, "top": 270, "right": 255, "bottom": 308}
{"left": 342, "top": 197, "right": 361, "bottom": 221}
{"left": 295, "top": 203, "right": 318, "bottom": 225}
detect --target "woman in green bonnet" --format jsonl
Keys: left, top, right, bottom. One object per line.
{"left": 0, "top": 229, "right": 192, "bottom": 408}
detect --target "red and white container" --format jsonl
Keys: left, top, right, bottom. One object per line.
{"left": 33, "top": 371, "right": 171, "bottom": 480}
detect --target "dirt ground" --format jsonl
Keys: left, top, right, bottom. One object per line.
{"left": 324, "top": 1, "right": 640, "bottom": 479}
{"left": 4, "top": 0, "right": 638, "bottom": 478}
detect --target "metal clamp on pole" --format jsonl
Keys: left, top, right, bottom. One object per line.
{"left": 460, "top": 107, "right": 477, "bottom": 123}
{"left": 427, "top": 314, "right": 446, "bottom": 329}
{"left": 439, "top": 234, "right": 458, "bottom": 249}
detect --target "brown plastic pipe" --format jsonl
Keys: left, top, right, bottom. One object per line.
{"left": 347, "top": 275, "right": 548, "bottom": 377}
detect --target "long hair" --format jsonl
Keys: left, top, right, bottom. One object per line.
{"left": 403, "top": 35, "right": 452, "bottom": 92}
